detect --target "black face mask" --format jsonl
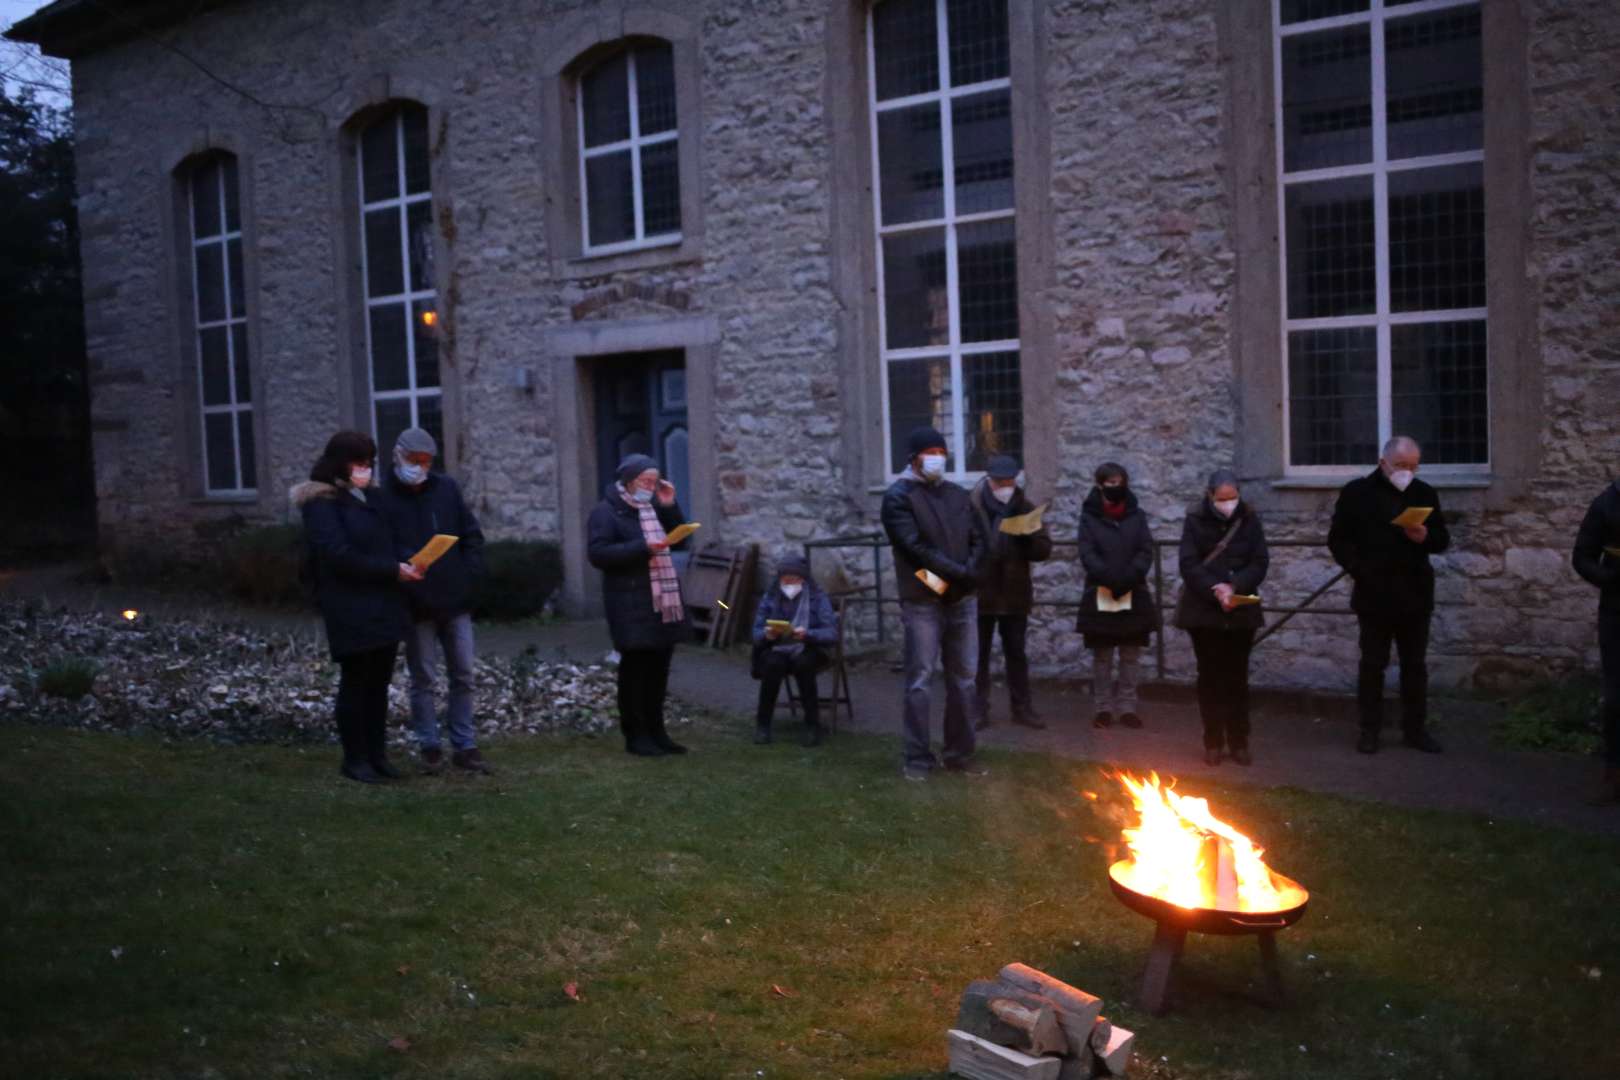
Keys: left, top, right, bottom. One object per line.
{"left": 1101, "top": 485, "right": 1128, "bottom": 503}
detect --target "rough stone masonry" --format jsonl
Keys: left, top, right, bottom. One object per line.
{"left": 23, "top": 0, "right": 1620, "bottom": 693}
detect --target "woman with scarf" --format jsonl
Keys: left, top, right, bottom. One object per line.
{"left": 1075, "top": 461, "right": 1157, "bottom": 730}
{"left": 587, "top": 453, "right": 695, "bottom": 757}
{"left": 749, "top": 554, "right": 839, "bottom": 746}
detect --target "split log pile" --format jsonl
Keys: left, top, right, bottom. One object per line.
{"left": 947, "top": 963, "right": 1136, "bottom": 1080}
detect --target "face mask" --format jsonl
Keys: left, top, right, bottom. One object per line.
{"left": 1387, "top": 468, "right": 1415, "bottom": 492}
{"left": 920, "top": 454, "right": 947, "bottom": 481}
{"left": 780, "top": 583, "right": 803, "bottom": 600}
{"left": 1213, "top": 497, "right": 1239, "bottom": 518}
{"left": 1102, "top": 485, "right": 1128, "bottom": 503}
{"left": 991, "top": 485, "right": 1015, "bottom": 503}
{"left": 395, "top": 462, "right": 427, "bottom": 486}
{"left": 632, "top": 488, "right": 655, "bottom": 504}
{"left": 349, "top": 467, "right": 373, "bottom": 489}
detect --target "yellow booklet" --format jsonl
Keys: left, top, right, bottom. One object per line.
{"left": 408, "top": 534, "right": 458, "bottom": 571}
{"left": 1605, "top": 546, "right": 1620, "bottom": 557}
{"left": 1096, "top": 586, "right": 1132, "bottom": 613}
{"left": 663, "top": 522, "right": 700, "bottom": 546}
{"left": 765, "top": 619, "right": 795, "bottom": 633}
{"left": 1228, "top": 593, "right": 1262, "bottom": 607}
{"left": 1390, "top": 507, "right": 1433, "bottom": 528}
{"left": 999, "top": 503, "right": 1048, "bottom": 536}
{"left": 915, "top": 568, "right": 949, "bottom": 595}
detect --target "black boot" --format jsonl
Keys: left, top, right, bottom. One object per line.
{"left": 754, "top": 723, "right": 773, "bottom": 745}
{"left": 800, "top": 713, "right": 824, "bottom": 747}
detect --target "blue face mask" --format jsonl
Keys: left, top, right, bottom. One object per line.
{"left": 395, "top": 462, "right": 427, "bottom": 486}
{"left": 632, "top": 488, "right": 655, "bottom": 504}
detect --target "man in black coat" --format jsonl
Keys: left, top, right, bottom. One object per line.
{"left": 1572, "top": 476, "right": 1620, "bottom": 804}
{"left": 970, "top": 455, "right": 1052, "bottom": 730}
{"left": 1328, "top": 435, "right": 1451, "bottom": 755}
{"left": 378, "top": 427, "right": 491, "bottom": 775}
{"left": 880, "top": 426, "right": 989, "bottom": 781}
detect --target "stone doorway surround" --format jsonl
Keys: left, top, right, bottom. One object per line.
{"left": 543, "top": 314, "right": 720, "bottom": 618}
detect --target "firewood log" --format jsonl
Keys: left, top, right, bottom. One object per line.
{"left": 955, "top": 979, "right": 1068, "bottom": 1057}
{"left": 997, "top": 964, "right": 1103, "bottom": 1053}
{"left": 947, "top": 1029, "right": 1062, "bottom": 1080}
{"left": 1090, "top": 1019, "right": 1135, "bottom": 1077}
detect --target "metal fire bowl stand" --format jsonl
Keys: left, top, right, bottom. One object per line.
{"left": 1108, "top": 863, "right": 1310, "bottom": 1016}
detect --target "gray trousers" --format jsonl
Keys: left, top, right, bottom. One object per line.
{"left": 1091, "top": 644, "right": 1141, "bottom": 715}
{"left": 405, "top": 611, "right": 478, "bottom": 751}
{"left": 900, "top": 597, "right": 980, "bottom": 768}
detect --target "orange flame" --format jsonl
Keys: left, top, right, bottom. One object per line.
{"left": 1108, "top": 771, "right": 1304, "bottom": 913}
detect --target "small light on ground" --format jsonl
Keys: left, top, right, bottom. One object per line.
{"left": 122, "top": 610, "right": 138, "bottom": 621}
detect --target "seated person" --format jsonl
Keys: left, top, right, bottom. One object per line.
{"left": 750, "top": 554, "right": 838, "bottom": 746}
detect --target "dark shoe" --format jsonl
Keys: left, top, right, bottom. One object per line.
{"left": 1011, "top": 712, "right": 1047, "bottom": 730}
{"left": 370, "top": 758, "right": 404, "bottom": 780}
{"left": 945, "top": 757, "right": 989, "bottom": 776}
{"left": 902, "top": 764, "right": 929, "bottom": 782}
{"left": 340, "top": 761, "right": 386, "bottom": 784}
{"left": 452, "top": 748, "right": 493, "bottom": 774}
{"left": 419, "top": 748, "right": 445, "bottom": 774}
{"left": 1229, "top": 747, "right": 1253, "bottom": 767}
{"left": 1204, "top": 748, "right": 1222, "bottom": 766}
{"left": 753, "top": 725, "right": 773, "bottom": 745}
{"left": 974, "top": 713, "right": 995, "bottom": 731}
{"left": 626, "top": 737, "right": 667, "bottom": 757}
{"left": 1120, "top": 712, "right": 1142, "bottom": 729}
{"left": 652, "top": 734, "right": 689, "bottom": 755}
{"left": 1356, "top": 731, "right": 1380, "bottom": 755}
{"left": 1093, "top": 711, "right": 1114, "bottom": 729}
{"left": 801, "top": 724, "right": 824, "bottom": 747}
{"left": 1402, "top": 732, "right": 1443, "bottom": 754}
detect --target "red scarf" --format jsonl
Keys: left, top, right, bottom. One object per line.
{"left": 1102, "top": 498, "right": 1127, "bottom": 521}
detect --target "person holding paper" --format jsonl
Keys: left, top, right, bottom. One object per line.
{"left": 1074, "top": 462, "right": 1157, "bottom": 730}
{"left": 1572, "top": 475, "right": 1620, "bottom": 804}
{"left": 749, "top": 554, "right": 839, "bottom": 746}
{"left": 292, "top": 430, "right": 422, "bottom": 784}
{"left": 379, "top": 427, "right": 491, "bottom": 776}
{"left": 1328, "top": 436, "right": 1451, "bottom": 755}
{"left": 587, "top": 453, "right": 695, "bottom": 757}
{"left": 970, "top": 455, "right": 1053, "bottom": 730}
{"left": 880, "top": 426, "right": 990, "bottom": 781}
{"left": 1174, "top": 469, "right": 1269, "bottom": 766}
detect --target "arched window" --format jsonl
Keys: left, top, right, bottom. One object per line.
{"left": 184, "top": 151, "right": 255, "bottom": 494}
{"left": 354, "top": 103, "right": 441, "bottom": 459}
{"left": 577, "top": 40, "right": 681, "bottom": 253}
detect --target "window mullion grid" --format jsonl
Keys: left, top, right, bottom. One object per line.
{"left": 935, "top": 0, "right": 967, "bottom": 471}
{"left": 628, "top": 52, "right": 647, "bottom": 244}
{"left": 866, "top": 6, "right": 895, "bottom": 473}
{"left": 190, "top": 182, "right": 219, "bottom": 493}
{"left": 878, "top": 207, "right": 1014, "bottom": 236}
{"left": 391, "top": 114, "right": 419, "bottom": 432}
{"left": 871, "top": 77, "right": 1010, "bottom": 114}
{"left": 1371, "top": 1, "right": 1392, "bottom": 451}
{"left": 1272, "top": 0, "right": 1295, "bottom": 470}
{"left": 357, "top": 131, "right": 380, "bottom": 443}
{"left": 214, "top": 166, "right": 247, "bottom": 490}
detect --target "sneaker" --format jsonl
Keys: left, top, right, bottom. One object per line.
{"left": 1203, "top": 748, "right": 1222, "bottom": 766}
{"left": 340, "top": 761, "right": 386, "bottom": 784}
{"left": 1402, "top": 732, "right": 1443, "bottom": 754}
{"left": 945, "top": 758, "right": 989, "bottom": 777}
{"left": 902, "top": 764, "right": 930, "bottom": 782}
{"left": 1356, "top": 731, "right": 1380, "bottom": 755}
{"left": 753, "top": 725, "right": 773, "bottom": 745}
{"left": 419, "top": 748, "right": 445, "bottom": 774}
{"left": 1229, "top": 747, "right": 1253, "bottom": 767}
{"left": 452, "top": 748, "right": 493, "bottom": 774}
{"left": 1093, "top": 711, "right": 1114, "bottom": 729}
{"left": 1119, "top": 712, "right": 1142, "bottom": 729}
{"left": 370, "top": 758, "right": 404, "bottom": 780}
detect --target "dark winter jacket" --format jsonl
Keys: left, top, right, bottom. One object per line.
{"left": 379, "top": 470, "right": 486, "bottom": 619}
{"left": 880, "top": 473, "right": 988, "bottom": 605}
{"left": 1327, "top": 468, "right": 1452, "bottom": 616}
{"left": 969, "top": 479, "right": 1053, "bottom": 615}
{"left": 749, "top": 579, "right": 839, "bottom": 677}
{"left": 1174, "top": 498, "right": 1269, "bottom": 632}
{"left": 586, "top": 484, "right": 693, "bottom": 651}
{"left": 1074, "top": 487, "right": 1158, "bottom": 644}
{"left": 294, "top": 481, "right": 411, "bottom": 660}
{"left": 1573, "top": 478, "right": 1620, "bottom": 615}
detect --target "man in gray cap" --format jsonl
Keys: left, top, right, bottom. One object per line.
{"left": 970, "top": 454, "right": 1052, "bottom": 729}
{"left": 880, "top": 425, "right": 990, "bottom": 780}
{"left": 378, "top": 427, "right": 491, "bottom": 774}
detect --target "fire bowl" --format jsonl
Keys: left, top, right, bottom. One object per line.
{"left": 1108, "top": 861, "right": 1310, "bottom": 936}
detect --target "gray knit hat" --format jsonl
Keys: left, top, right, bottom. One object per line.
{"left": 395, "top": 426, "right": 437, "bottom": 458}
{"left": 616, "top": 453, "right": 660, "bottom": 484}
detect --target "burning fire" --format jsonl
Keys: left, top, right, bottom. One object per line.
{"left": 1108, "top": 771, "right": 1305, "bottom": 914}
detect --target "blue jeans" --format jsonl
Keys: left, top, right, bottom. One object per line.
{"left": 406, "top": 612, "right": 477, "bottom": 751}
{"left": 900, "top": 597, "right": 980, "bottom": 768}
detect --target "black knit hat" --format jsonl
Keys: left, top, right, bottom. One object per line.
{"left": 906, "top": 426, "right": 947, "bottom": 457}
{"left": 776, "top": 554, "right": 810, "bottom": 578}
{"left": 616, "top": 453, "right": 659, "bottom": 484}
{"left": 986, "top": 454, "right": 1020, "bottom": 480}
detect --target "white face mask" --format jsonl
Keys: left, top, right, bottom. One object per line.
{"left": 395, "top": 462, "right": 427, "bottom": 486}
{"left": 991, "top": 485, "right": 1016, "bottom": 503}
{"left": 920, "top": 454, "right": 947, "bottom": 480}
{"left": 1387, "top": 468, "right": 1415, "bottom": 492}
{"left": 779, "top": 583, "right": 803, "bottom": 600}
{"left": 1213, "top": 497, "right": 1239, "bottom": 518}
{"left": 349, "top": 467, "right": 373, "bottom": 489}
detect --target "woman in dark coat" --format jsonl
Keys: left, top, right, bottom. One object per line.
{"left": 587, "top": 453, "right": 695, "bottom": 757}
{"left": 750, "top": 554, "right": 839, "bottom": 746}
{"left": 292, "top": 430, "right": 421, "bottom": 783}
{"left": 1074, "top": 462, "right": 1157, "bottom": 729}
{"left": 1174, "top": 468, "right": 1269, "bottom": 766}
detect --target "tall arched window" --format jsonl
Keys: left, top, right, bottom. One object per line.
{"left": 355, "top": 103, "right": 440, "bottom": 458}
{"left": 578, "top": 40, "right": 681, "bottom": 253}
{"left": 185, "top": 152, "right": 255, "bottom": 494}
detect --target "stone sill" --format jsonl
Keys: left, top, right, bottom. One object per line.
{"left": 556, "top": 235, "right": 700, "bottom": 281}
{"left": 1269, "top": 474, "right": 1494, "bottom": 491}
{"left": 190, "top": 495, "right": 260, "bottom": 506}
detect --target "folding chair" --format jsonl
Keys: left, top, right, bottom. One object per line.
{"left": 780, "top": 589, "right": 858, "bottom": 734}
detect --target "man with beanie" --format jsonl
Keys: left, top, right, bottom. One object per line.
{"left": 1572, "top": 474, "right": 1620, "bottom": 805}
{"left": 881, "top": 426, "right": 990, "bottom": 780}
{"left": 971, "top": 454, "right": 1052, "bottom": 729}
{"left": 378, "top": 427, "right": 491, "bottom": 774}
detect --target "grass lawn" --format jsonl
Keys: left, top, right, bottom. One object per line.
{"left": 3, "top": 717, "right": 1617, "bottom": 1080}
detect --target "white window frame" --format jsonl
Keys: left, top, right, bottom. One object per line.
{"left": 578, "top": 45, "right": 682, "bottom": 258}
{"left": 357, "top": 109, "right": 440, "bottom": 446}
{"left": 1274, "top": 0, "right": 1488, "bottom": 476}
{"left": 189, "top": 157, "right": 254, "bottom": 495}
{"left": 868, "top": 0, "right": 1019, "bottom": 480}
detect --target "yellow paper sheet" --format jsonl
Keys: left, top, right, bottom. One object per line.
{"left": 1605, "top": 545, "right": 1620, "bottom": 557}
{"left": 999, "top": 503, "right": 1049, "bottom": 536}
{"left": 408, "top": 533, "right": 458, "bottom": 571}
{"left": 765, "top": 619, "right": 794, "bottom": 632}
{"left": 1390, "top": 507, "right": 1433, "bottom": 528}
{"left": 663, "top": 522, "right": 701, "bottom": 546}
{"left": 915, "top": 568, "right": 949, "bottom": 595}
{"left": 1228, "top": 593, "right": 1262, "bottom": 607}
{"left": 1096, "top": 586, "right": 1132, "bottom": 613}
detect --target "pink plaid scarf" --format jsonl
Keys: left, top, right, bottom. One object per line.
{"left": 621, "top": 488, "right": 685, "bottom": 623}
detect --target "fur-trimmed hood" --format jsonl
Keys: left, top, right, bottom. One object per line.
{"left": 288, "top": 480, "right": 340, "bottom": 513}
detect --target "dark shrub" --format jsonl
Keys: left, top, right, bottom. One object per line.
{"left": 221, "top": 524, "right": 309, "bottom": 607}
{"left": 39, "top": 656, "right": 97, "bottom": 699}
{"left": 470, "top": 540, "right": 563, "bottom": 621}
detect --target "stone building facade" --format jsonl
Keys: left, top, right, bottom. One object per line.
{"left": 12, "top": 0, "right": 1618, "bottom": 692}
